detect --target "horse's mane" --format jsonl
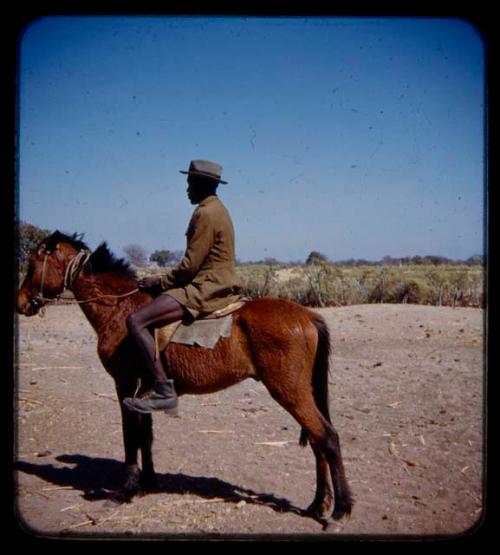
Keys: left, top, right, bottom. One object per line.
{"left": 42, "top": 230, "right": 137, "bottom": 280}
{"left": 86, "top": 242, "right": 137, "bottom": 280}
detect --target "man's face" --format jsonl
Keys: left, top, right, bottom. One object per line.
{"left": 186, "top": 176, "right": 216, "bottom": 204}
{"left": 187, "top": 177, "right": 200, "bottom": 204}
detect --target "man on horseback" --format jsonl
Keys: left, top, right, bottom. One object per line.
{"left": 123, "top": 160, "right": 243, "bottom": 414}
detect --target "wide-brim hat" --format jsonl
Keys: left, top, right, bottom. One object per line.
{"left": 180, "top": 159, "right": 228, "bottom": 184}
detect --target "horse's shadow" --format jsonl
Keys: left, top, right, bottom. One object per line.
{"left": 15, "top": 454, "right": 313, "bottom": 522}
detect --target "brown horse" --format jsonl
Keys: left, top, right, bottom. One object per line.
{"left": 16, "top": 231, "right": 353, "bottom": 523}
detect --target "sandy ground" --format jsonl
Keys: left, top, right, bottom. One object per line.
{"left": 14, "top": 303, "right": 485, "bottom": 540}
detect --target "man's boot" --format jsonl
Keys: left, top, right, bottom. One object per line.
{"left": 123, "top": 379, "right": 178, "bottom": 415}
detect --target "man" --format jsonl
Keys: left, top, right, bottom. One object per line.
{"left": 123, "top": 160, "right": 243, "bottom": 414}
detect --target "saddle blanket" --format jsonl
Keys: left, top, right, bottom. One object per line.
{"left": 154, "top": 299, "right": 247, "bottom": 356}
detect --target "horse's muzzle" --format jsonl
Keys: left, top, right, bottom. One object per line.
{"left": 16, "top": 290, "right": 42, "bottom": 317}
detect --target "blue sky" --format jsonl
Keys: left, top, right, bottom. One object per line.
{"left": 18, "top": 16, "right": 485, "bottom": 262}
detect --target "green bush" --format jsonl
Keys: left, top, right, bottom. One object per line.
{"left": 134, "top": 262, "right": 484, "bottom": 309}
{"left": 398, "top": 277, "right": 432, "bottom": 304}
{"left": 235, "top": 263, "right": 484, "bottom": 308}
{"left": 17, "top": 221, "right": 52, "bottom": 273}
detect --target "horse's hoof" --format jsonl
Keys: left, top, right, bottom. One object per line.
{"left": 307, "top": 504, "right": 326, "bottom": 521}
{"left": 122, "top": 466, "right": 141, "bottom": 498}
{"left": 306, "top": 498, "right": 333, "bottom": 520}
{"left": 322, "top": 517, "right": 343, "bottom": 531}
{"left": 331, "top": 502, "right": 353, "bottom": 521}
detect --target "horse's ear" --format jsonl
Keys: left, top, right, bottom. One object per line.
{"left": 43, "top": 230, "right": 62, "bottom": 254}
{"left": 51, "top": 230, "right": 63, "bottom": 242}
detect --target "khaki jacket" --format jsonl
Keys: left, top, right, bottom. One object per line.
{"left": 161, "top": 195, "right": 242, "bottom": 317}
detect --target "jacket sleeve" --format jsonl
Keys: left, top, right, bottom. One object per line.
{"left": 160, "top": 207, "right": 214, "bottom": 290}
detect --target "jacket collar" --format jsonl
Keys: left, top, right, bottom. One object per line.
{"left": 198, "top": 195, "right": 218, "bottom": 208}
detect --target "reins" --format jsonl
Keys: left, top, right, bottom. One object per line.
{"left": 34, "top": 249, "right": 139, "bottom": 317}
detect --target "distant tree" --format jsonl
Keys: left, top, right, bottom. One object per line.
{"left": 424, "top": 255, "right": 451, "bottom": 266}
{"left": 354, "top": 258, "right": 374, "bottom": 266}
{"left": 263, "top": 257, "right": 280, "bottom": 266}
{"left": 17, "top": 221, "right": 51, "bottom": 271}
{"left": 123, "top": 244, "right": 148, "bottom": 267}
{"left": 382, "top": 255, "right": 396, "bottom": 265}
{"left": 306, "top": 251, "right": 329, "bottom": 265}
{"left": 465, "top": 254, "right": 484, "bottom": 266}
{"left": 150, "top": 249, "right": 178, "bottom": 267}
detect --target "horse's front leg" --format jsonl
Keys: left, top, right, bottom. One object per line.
{"left": 115, "top": 382, "right": 157, "bottom": 500}
{"left": 117, "top": 401, "right": 142, "bottom": 501}
{"left": 138, "top": 412, "right": 158, "bottom": 491}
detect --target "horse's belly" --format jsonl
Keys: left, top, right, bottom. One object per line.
{"left": 165, "top": 337, "right": 254, "bottom": 395}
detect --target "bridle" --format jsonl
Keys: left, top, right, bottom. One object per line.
{"left": 32, "top": 248, "right": 139, "bottom": 317}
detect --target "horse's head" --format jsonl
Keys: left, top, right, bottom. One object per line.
{"left": 16, "top": 230, "right": 89, "bottom": 316}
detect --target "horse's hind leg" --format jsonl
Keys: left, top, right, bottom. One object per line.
{"left": 267, "top": 387, "right": 353, "bottom": 520}
{"left": 300, "top": 406, "right": 352, "bottom": 520}
{"left": 307, "top": 439, "right": 334, "bottom": 519}
{"left": 320, "top": 418, "right": 353, "bottom": 520}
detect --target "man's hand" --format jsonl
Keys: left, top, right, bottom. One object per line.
{"left": 137, "top": 276, "right": 163, "bottom": 292}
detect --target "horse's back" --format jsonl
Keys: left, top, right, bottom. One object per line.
{"left": 237, "top": 295, "right": 317, "bottom": 317}
{"left": 236, "top": 296, "right": 322, "bottom": 335}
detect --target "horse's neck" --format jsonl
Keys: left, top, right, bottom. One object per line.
{"left": 71, "top": 274, "right": 142, "bottom": 336}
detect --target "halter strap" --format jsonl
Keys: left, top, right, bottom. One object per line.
{"left": 35, "top": 249, "right": 90, "bottom": 316}
{"left": 40, "top": 252, "right": 49, "bottom": 300}
{"left": 63, "top": 249, "right": 91, "bottom": 290}
{"left": 34, "top": 248, "right": 138, "bottom": 317}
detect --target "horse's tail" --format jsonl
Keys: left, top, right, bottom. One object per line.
{"left": 299, "top": 314, "right": 332, "bottom": 447}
